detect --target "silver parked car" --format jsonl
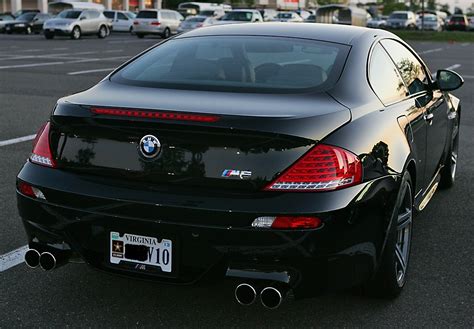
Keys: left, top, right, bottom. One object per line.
{"left": 133, "top": 9, "right": 183, "bottom": 39}
{"left": 416, "top": 14, "right": 443, "bottom": 31}
{"left": 386, "top": 11, "right": 417, "bottom": 29}
{"left": 43, "top": 9, "right": 111, "bottom": 39}
{"left": 177, "top": 15, "right": 214, "bottom": 33}
{"left": 103, "top": 10, "right": 136, "bottom": 32}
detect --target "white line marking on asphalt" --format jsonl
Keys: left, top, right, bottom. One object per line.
{"left": 418, "top": 48, "right": 443, "bottom": 55}
{"left": 67, "top": 67, "right": 116, "bottom": 75}
{"left": 463, "top": 75, "right": 474, "bottom": 79}
{"left": 104, "top": 49, "right": 124, "bottom": 53}
{"left": 52, "top": 47, "right": 69, "bottom": 50}
{"left": 445, "top": 64, "right": 461, "bottom": 70}
{"left": 21, "top": 49, "right": 43, "bottom": 52}
{"left": 0, "top": 245, "right": 28, "bottom": 272}
{"left": 0, "top": 134, "right": 36, "bottom": 147}
{"left": 0, "top": 61, "right": 64, "bottom": 69}
{"left": 460, "top": 43, "right": 470, "bottom": 47}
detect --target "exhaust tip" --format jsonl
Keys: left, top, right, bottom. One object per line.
{"left": 235, "top": 283, "right": 257, "bottom": 306}
{"left": 261, "top": 287, "right": 283, "bottom": 309}
{"left": 24, "top": 249, "right": 41, "bottom": 269}
{"left": 39, "top": 252, "right": 56, "bottom": 271}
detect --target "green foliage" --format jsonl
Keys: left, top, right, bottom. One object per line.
{"left": 382, "top": 2, "right": 407, "bottom": 15}
{"left": 390, "top": 30, "right": 474, "bottom": 42}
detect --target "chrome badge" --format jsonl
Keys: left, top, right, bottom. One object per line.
{"left": 139, "top": 135, "right": 161, "bottom": 159}
{"left": 222, "top": 169, "right": 252, "bottom": 179}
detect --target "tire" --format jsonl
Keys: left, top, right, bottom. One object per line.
{"left": 364, "top": 170, "right": 413, "bottom": 298}
{"left": 162, "top": 27, "right": 170, "bottom": 39}
{"left": 136, "top": 33, "right": 144, "bottom": 38}
{"left": 71, "top": 26, "right": 81, "bottom": 40}
{"left": 439, "top": 109, "right": 460, "bottom": 188}
{"left": 44, "top": 32, "right": 54, "bottom": 39}
{"left": 98, "top": 25, "right": 108, "bottom": 38}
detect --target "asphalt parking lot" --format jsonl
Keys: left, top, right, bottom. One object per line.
{"left": 0, "top": 33, "right": 473, "bottom": 328}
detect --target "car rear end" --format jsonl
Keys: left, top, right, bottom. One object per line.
{"left": 133, "top": 10, "right": 162, "bottom": 35}
{"left": 447, "top": 15, "right": 468, "bottom": 30}
{"left": 178, "top": 15, "right": 206, "bottom": 33}
{"left": 16, "top": 33, "right": 398, "bottom": 297}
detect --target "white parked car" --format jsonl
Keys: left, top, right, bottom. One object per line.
{"left": 103, "top": 10, "right": 136, "bottom": 32}
{"left": 133, "top": 9, "right": 184, "bottom": 39}
{"left": 177, "top": 15, "right": 214, "bottom": 33}
{"left": 43, "top": 9, "right": 111, "bottom": 39}
{"left": 273, "top": 12, "right": 304, "bottom": 22}
{"left": 216, "top": 9, "right": 263, "bottom": 25}
{"left": 416, "top": 14, "right": 443, "bottom": 31}
{"left": 367, "top": 16, "right": 388, "bottom": 28}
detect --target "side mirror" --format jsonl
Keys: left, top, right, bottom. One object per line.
{"left": 436, "top": 69, "right": 464, "bottom": 91}
{"left": 80, "top": 16, "right": 86, "bottom": 20}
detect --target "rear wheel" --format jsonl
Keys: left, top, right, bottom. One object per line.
{"left": 98, "top": 25, "right": 108, "bottom": 38}
{"left": 365, "top": 171, "right": 413, "bottom": 298}
{"left": 162, "top": 27, "right": 170, "bottom": 39}
{"left": 44, "top": 32, "right": 54, "bottom": 39}
{"left": 440, "top": 110, "right": 460, "bottom": 188}
{"left": 71, "top": 26, "right": 81, "bottom": 40}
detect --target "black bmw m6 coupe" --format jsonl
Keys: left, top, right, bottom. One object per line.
{"left": 18, "top": 23, "right": 463, "bottom": 309}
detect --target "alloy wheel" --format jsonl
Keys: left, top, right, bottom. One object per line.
{"left": 394, "top": 182, "right": 413, "bottom": 287}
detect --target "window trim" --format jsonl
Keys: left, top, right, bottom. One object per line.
{"left": 379, "top": 38, "right": 434, "bottom": 99}
{"left": 366, "top": 40, "right": 409, "bottom": 107}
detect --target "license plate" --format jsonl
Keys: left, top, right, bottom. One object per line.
{"left": 109, "top": 231, "right": 172, "bottom": 273}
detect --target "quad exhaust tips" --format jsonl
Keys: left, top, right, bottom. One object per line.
{"left": 24, "top": 249, "right": 41, "bottom": 269}
{"left": 235, "top": 283, "right": 257, "bottom": 306}
{"left": 260, "top": 286, "right": 285, "bottom": 310}
{"left": 234, "top": 283, "right": 289, "bottom": 309}
{"left": 24, "top": 249, "right": 63, "bottom": 271}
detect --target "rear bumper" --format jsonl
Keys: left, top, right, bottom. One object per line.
{"left": 17, "top": 162, "right": 400, "bottom": 296}
{"left": 133, "top": 25, "right": 163, "bottom": 34}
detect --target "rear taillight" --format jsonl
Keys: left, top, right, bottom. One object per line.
{"left": 265, "top": 144, "right": 362, "bottom": 192}
{"left": 252, "top": 216, "right": 322, "bottom": 229}
{"left": 17, "top": 181, "right": 46, "bottom": 199}
{"left": 150, "top": 21, "right": 161, "bottom": 26}
{"left": 91, "top": 107, "right": 220, "bottom": 123}
{"left": 133, "top": 21, "right": 139, "bottom": 25}
{"left": 30, "top": 122, "right": 56, "bottom": 168}
{"left": 196, "top": 23, "right": 203, "bottom": 27}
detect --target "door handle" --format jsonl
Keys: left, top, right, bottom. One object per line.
{"left": 424, "top": 113, "right": 434, "bottom": 124}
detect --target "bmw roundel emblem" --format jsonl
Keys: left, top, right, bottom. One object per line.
{"left": 139, "top": 135, "right": 161, "bottom": 159}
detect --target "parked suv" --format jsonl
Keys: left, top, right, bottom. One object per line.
{"left": 43, "top": 9, "right": 111, "bottom": 40}
{"left": 133, "top": 9, "right": 183, "bottom": 39}
{"left": 386, "top": 11, "right": 416, "bottom": 29}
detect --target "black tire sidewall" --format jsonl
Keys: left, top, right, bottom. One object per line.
{"left": 365, "top": 170, "right": 413, "bottom": 298}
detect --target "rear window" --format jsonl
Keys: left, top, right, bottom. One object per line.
{"left": 186, "top": 16, "right": 206, "bottom": 22}
{"left": 137, "top": 11, "right": 157, "bottom": 19}
{"left": 390, "top": 13, "right": 408, "bottom": 19}
{"left": 111, "top": 36, "right": 349, "bottom": 93}
{"left": 451, "top": 16, "right": 465, "bottom": 22}
{"left": 103, "top": 11, "right": 115, "bottom": 19}
{"left": 277, "top": 13, "right": 293, "bottom": 19}
{"left": 222, "top": 12, "right": 253, "bottom": 21}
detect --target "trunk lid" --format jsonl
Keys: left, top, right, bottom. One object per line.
{"left": 50, "top": 81, "right": 350, "bottom": 192}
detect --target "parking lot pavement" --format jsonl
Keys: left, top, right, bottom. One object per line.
{"left": 0, "top": 33, "right": 473, "bottom": 327}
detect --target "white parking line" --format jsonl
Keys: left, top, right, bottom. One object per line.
{"left": 0, "top": 134, "right": 36, "bottom": 147}
{"left": 419, "top": 48, "right": 443, "bottom": 55}
{"left": 0, "top": 245, "right": 28, "bottom": 272}
{"left": 445, "top": 64, "right": 461, "bottom": 70}
{"left": 68, "top": 67, "right": 116, "bottom": 75}
{"left": 0, "top": 61, "right": 64, "bottom": 70}
{"left": 463, "top": 75, "right": 474, "bottom": 79}
{"left": 460, "top": 43, "right": 470, "bottom": 47}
